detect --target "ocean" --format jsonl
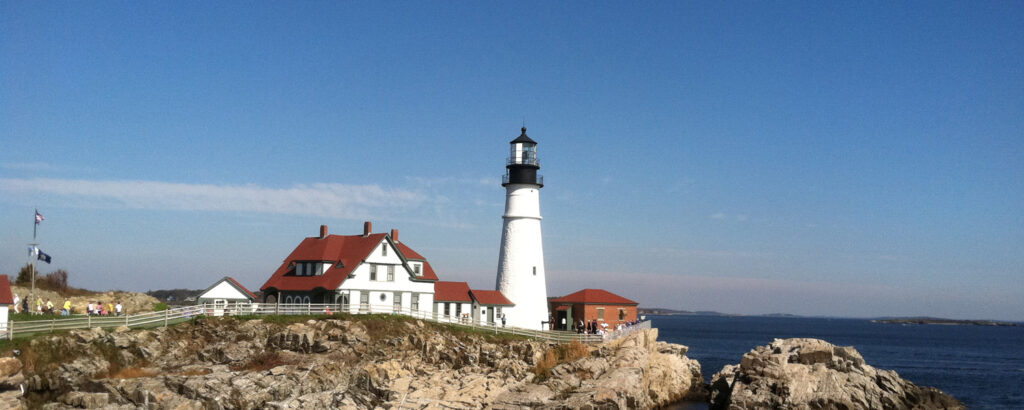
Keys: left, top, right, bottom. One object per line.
{"left": 653, "top": 314, "right": 1024, "bottom": 409}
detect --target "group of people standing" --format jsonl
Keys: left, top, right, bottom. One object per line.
{"left": 574, "top": 318, "right": 643, "bottom": 335}
{"left": 12, "top": 293, "right": 123, "bottom": 316}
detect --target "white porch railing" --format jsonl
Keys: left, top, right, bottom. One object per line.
{"left": 4, "top": 302, "right": 651, "bottom": 345}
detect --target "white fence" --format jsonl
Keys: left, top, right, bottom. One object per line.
{"left": 5, "top": 303, "right": 651, "bottom": 345}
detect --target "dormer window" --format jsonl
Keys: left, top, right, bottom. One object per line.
{"left": 413, "top": 264, "right": 421, "bottom": 275}
{"left": 382, "top": 244, "right": 387, "bottom": 257}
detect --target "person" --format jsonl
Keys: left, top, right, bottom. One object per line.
{"left": 87, "top": 302, "right": 94, "bottom": 315}
{"left": 45, "top": 299, "right": 54, "bottom": 314}
{"left": 36, "top": 297, "right": 43, "bottom": 315}
{"left": 12, "top": 294, "right": 19, "bottom": 314}
{"left": 501, "top": 313, "right": 507, "bottom": 328}
{"left": 62, "top": 299, "right": 71, "bottom": 316}
{"left": 98, "top": 301, "right": 106, "bottom": 316}
{"left": 107, "top": 302, "right": 114, "bottom": 316}
{"left": 21, "top": 298, "right": 28, "bottom": 315}
{"left": 115, "top": 302, "right": 123, "bottom": 316}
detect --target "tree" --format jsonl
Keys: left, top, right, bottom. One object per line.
{"left": 41, "top": 269, "right": 69, "bottom": 294}
{"left": 15, "top": 264, "right": 33, "bottom": 287}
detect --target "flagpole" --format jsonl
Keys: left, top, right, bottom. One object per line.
{"left": 31, "top": 208, "right": 38, "bottom": 303}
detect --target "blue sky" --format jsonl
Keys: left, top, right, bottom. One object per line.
{"left": 2, "top": 1, "right": 1022, "bottom": 320}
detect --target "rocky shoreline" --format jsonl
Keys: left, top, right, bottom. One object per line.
{"left": 0, "top": 315, "right": 962, "bottom": 409}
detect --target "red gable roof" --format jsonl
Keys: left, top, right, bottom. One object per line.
{"left": 396, "top": 242, "right": 439, "bottom": 281}
{"left": 550, "top": 289, "right": 638, "bottom": 305}
{"left": 470, "top": 289, "right": 514, "bottom": 306}
{"left": 261, "top": 232, "right": 437, "bottom": 292}
{"left": 0, "top": 275, "right": 12, "bottom": 305}
{"left": 434, "top": 281, "right": 472, "bottom": 302}
{"left": 225, "top": 277, "right": 258, "bottom": 300}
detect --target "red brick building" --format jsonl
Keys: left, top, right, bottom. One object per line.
{"left": 548, "top": 289, "right": 638, "bottom": 331}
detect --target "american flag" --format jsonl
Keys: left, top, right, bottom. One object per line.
{"left": 35, "top": 210, "right": 44, "bottom": 224}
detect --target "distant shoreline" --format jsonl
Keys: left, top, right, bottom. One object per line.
{"left": 871, "top": 318, "right": 1018, "bottom": 327}
{"left": 640, "top": 308, "right": 1019, "bottom": 325}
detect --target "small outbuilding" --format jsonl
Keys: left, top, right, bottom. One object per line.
{"left": 197, "top": 276, "right": 258, "bottom": 316}
{"left": 549, "top": 288, "right": 639, "bottom": 331}
{"left": 0, "top": 275, "right": 12, "bottom": 334}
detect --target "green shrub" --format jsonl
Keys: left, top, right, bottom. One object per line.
{"left": 153, "top": 302, "right": 169, "bottom": 311}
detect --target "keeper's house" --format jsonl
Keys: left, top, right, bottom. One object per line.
{"left": 261, "top": 223, "right": 439, "bottom": 314}
{"left": 260, "top": 222, "right": 514, "bottom": 323}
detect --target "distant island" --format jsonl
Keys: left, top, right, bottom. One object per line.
{"left": 640, "top": 307, "right": 732, "bottom": 316}
{"left": 872, "top": 317, "right": 1018, "bottom": 327}
{"left": 639, "top": 308, "right": 799, "bottom": 318}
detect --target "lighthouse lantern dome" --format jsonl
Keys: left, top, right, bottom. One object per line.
{"left": 509, "top": 127, "right": 539, "bottom": 167}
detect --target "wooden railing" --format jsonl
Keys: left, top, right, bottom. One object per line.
{"left": 3, "top": 303, "right": 651, "bottom": 345}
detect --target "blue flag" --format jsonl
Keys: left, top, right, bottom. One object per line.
{"left": 37, "top": 251, "right": 51, "bottom": 264}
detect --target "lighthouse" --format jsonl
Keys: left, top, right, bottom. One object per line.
{"left": 495, "top": 127, "right": 549, "bottom": 330}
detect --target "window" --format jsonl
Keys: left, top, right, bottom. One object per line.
{"left": 597, "top": 308, "right": 605, "bottom": 320}
{"left": 379, "top": 293, "right": 386, "bottom": 302}
{"left": 370, "top": 264, "right": 378, "bottom": 281}
{"left": 413, "top": 264, "right": 421, "bottom": 275}
{"left": 382, "top": 244, "right": 387, "bottom": 257}
{"left": 394, "top": 292, "right": 402, "bottom": 311}
{"left": 456, "top": 304, "right": 462, "bottom": 317}
{"left": 533, "top": 266, "right": 537, "bottom": 276}
{"left": 360, "top": 292, "right": 368, "bottom": 306}
{"left": 444, "top": 303, "right": 450, "bottom": 316}
{"left": 619, "top": 309, "right": 627, "bottom": 320}
{"left": 411, "top": 293, "right": 419, "bottom": 311}
{"left": 387, "top": 265, "right": 395, "bottom": 281}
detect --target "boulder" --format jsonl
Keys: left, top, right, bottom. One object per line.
{"left": 710, "top": 338, "right": 964, "bottom": 410}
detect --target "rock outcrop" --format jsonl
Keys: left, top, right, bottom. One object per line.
{"left": 494, "top": 327, "right": 705, "bottom": 408}
{"left": 5, "top": 316, "right": 702, "bottom": 409}
{"left": 709, "top": 338, "right": 963, "bottom": 410}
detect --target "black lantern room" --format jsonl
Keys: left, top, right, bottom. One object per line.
{"left": 503, "top": 127, "right": 543, "bottom": 187}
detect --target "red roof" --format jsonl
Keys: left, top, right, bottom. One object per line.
{"left": 396, "top": 242, "right": 439, "bottom": 281}
{"left": 434, "top": 281, "right": 472, "bottom": 302}
{"left": 470, "top": 289, "right": 514, "bottom": 306}
{"left": 261, "top": 232, "right": 437, "bottom": 292}
{"left": 226, "top": 277, "right": 258, "bottom": 300}
{"left": 550, "top": 289, "right": 638, "bottom": 305}
{"left": 0, "top": 275, "right": 12, "bottom": 305}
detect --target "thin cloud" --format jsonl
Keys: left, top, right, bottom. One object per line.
{"left": 0, "top": 177, "right": 427, "bottom": 219}
{"left": 1, "top": 162, "right": 58, "bottom": 171}
{"left": 710, "top": 212, "right": 727, "bottom": 219}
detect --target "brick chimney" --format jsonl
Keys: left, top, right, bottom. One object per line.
{"left": 363, "top": 221, "right": 372, "bottom": 237}
{"left": 390, "top": 228, "right": 399, "bottom": 243}
{"left": 319, "top": 225, "right": 328, "bottom": 239}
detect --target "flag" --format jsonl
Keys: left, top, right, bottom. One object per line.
{"left": 35, "top": 210, "right": 44, "bottom": 224}
{"left": 37, "top": 251, "right": 51, "bottom": 264}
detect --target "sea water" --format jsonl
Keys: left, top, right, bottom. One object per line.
{"left": 654, "top": 315, "right": 1024, "bottom": 409}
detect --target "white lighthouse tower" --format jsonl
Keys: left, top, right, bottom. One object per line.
{"left": 495, "top": 127, "right": 549, "bottom": 330}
